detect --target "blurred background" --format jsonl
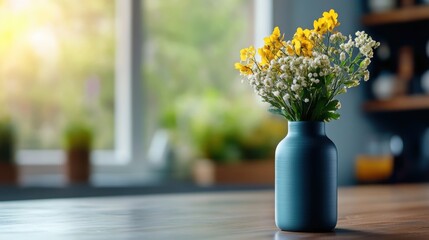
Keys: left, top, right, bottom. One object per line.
{"left": 0, "top": 0, "right": 429, "bottom": 199}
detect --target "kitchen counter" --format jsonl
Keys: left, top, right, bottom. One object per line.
{"left": 1, "top": 184, "right": 429, "bottom": 239}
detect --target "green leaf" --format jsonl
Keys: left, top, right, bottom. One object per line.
{"left": 337, "top": 87, "right": 347, "bottom": 95}
{"left": 290, "top": 103, "right": 299, "bottom": 120}
{"left": 326, "top": 100, "right": 339, "bottom": 111}
{"left": 344, "top": 80, "right": 355, "bottom": 87}
{"left": 325, "top": 111, "right": 340, "bottom": 121}
{"left": 268, "top": 107, "right": 282, "bottom": 115}
{"left": 310, "top": 97, "right": 328, "bottom": 121}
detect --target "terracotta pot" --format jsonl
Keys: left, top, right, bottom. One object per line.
{"left": 65, "top": 149, "right": 91, "bottom": 184}
{"left": 0, "top": 163, "right": 18, "bottom": 185}
{"left": 193, "top": 159, "right": 274, "bottom": 185}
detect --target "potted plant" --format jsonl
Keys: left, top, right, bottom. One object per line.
{"left": 235, "top": 9, "right": 379, "bottom": 231}
{"left": 63, "top": 121, "right": 93, "bottom": 184}
{"left": 194, "top": 116, "right": 286, "bottom": 185}
{"left": 164, "top": 91, "right": 286, "bottom": 185}
{"left": 0, "top": 117, "right": 18, "bottom": 184}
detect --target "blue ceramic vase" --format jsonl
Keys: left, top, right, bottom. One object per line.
{"left": 275, "top": 121, "right": 337, "bottom": 232}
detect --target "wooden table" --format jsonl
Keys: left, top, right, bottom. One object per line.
{"left": 1, "top": 184, "right": 429, "bottom": 239}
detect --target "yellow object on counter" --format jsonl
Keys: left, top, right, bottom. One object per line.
{"left": 355, "top": 155, "right": 394, "bottom": 182}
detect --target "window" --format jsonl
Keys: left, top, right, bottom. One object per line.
{"left": 141, "top": 0, "right": 276, "bottom": 167}
{"left": 0, "top": 0, "right": 115, "bottom": 152}
{"left": 1, "top": 0, "right": 273, "bottom": 176}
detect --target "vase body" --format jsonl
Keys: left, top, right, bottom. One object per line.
{"left": 275, "top": 121, "right": 337, "bottom": 232}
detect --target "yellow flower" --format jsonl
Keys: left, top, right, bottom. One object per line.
{"left": 286, "top": 44, "right": 295, "bottom": 56}
{"left": 300, "top": 40, "right": 313, "bottom": 57}
{"left": 295, "top": 27, "right": 311, "bottom": 40}
{"left": 291, "top": 27, "right": 314, "bottom": 57}
{"left": 259, "top": 27, "right": 286, "bottom": 66}
{"left": 258, "top": 46, "right": 275, "bottom": 66}
{"left": 240, "top": 46, "right": 255, "bottom": 61}
{"left": 264, "top": 26, "right": 282, "bottom": 44}
{"left": 292, "top": 39, "right": 302, "bottom": 55}
{"left": 263, "top": 36, "right": 271, "bottom": 45}
{"left": 322, "top": 9, "right": 340, "bottom": 32}
{"left": 262, "top": 26, "right": 285, "bottom": 61}
{"left": 313, "top": 17, "right": 328, "bottom": 35}
{"left": 234, "top": 62, "right": 252, "bottom": 75}
{"left": 270, "top": 26, "right": 281, "bottom": 42}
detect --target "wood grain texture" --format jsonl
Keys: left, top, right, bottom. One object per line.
{"left": 1, "top": 184, "right": 429, "bottom": 239}
{"left": 363, "top": 95, "right": 429, "bottom": 112}
{"left": 362, "top": 5, "right": 429, "bottom": 26}
{"left": 215, "top": 160, "right": 274, "bottom": 184}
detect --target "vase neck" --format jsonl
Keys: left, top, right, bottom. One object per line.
{"left": 288, "top": 121, "right": 326, "bottom": 136}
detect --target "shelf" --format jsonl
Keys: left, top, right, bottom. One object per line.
{"left": 363, "top": 95, "right": 429, "bottom": 112}
{"left": 362, "top": 5, "right": 429, "bottom": 26}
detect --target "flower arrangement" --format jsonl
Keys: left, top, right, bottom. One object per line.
{"left": 235, "top": 9, "right": 379, "bottom": 121}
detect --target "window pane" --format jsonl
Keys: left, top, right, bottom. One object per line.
{"left": 142, "top": 0, "right": 284, "bottom": 164}
{"left": 0, "top": 0, "right": 115, "bottom": 149}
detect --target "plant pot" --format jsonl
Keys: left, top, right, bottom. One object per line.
{"left": 0, "top": 163, "right": 18, "bottom": 184}
{"left": 193, "top": 159, "right": 274, "bottom": 185}
{"left": 65, "top": 149, "right": 91, "bottom": 184}
{"left": 275, "top": 121, "right": 337, "bottom": 232}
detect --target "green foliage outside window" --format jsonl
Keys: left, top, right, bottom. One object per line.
{"left": 0, "top": 0, "right": 114, "bottom": 149}
{"left": 143, "top": 0, "right": 286, "bottom": 163}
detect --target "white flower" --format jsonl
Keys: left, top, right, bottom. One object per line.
{"left": 364, "top": 70, "right": 370, "bottom": 81}
{"left": 336, "top": 101, "right": 341, "bottom": 109}
{"left": 354, "top": 31, "right": 379, "bottom": 58}
{"left": 291, "top": 84, "right": 300, "bottom": 91}
{"left": 340, "top": 52, "right": 346, "bottom": 61}
{"left": 360, "top": 58, "right": 371, "bottom": 68}
{"left": 304, "top": 98, "right": 309, "bottom": 103}
{"left": 283, "top": 94, "right": 290, "bottom": 101}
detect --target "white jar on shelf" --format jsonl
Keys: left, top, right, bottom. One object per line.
{"left": 368, "top": 0, "right": 396, "bottom": 13}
